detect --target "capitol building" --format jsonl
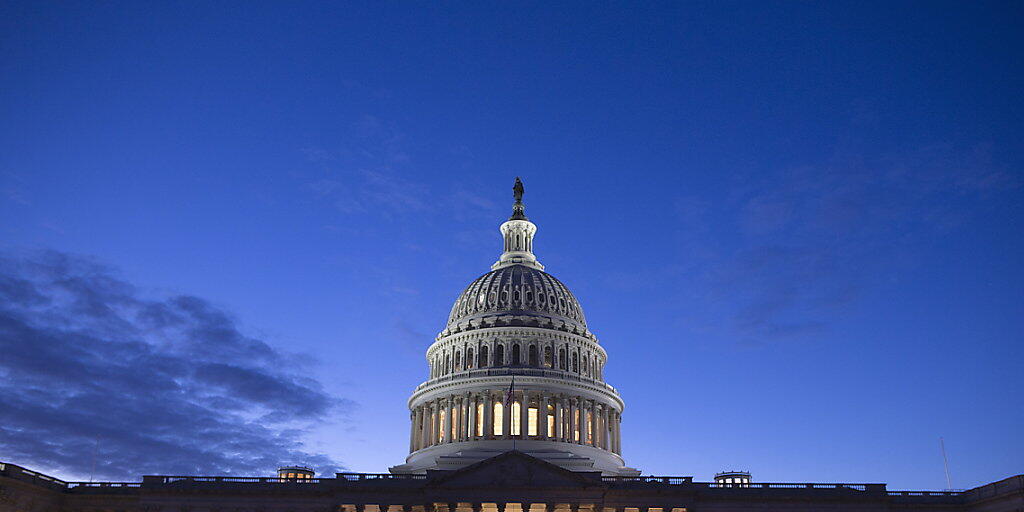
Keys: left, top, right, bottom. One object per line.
{"left": 0, "top": 180, "right": 1020, "bottom": 512}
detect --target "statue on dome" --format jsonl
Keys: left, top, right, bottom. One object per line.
{"left": 510, "top": 177, "right": 528, "bottom": 220}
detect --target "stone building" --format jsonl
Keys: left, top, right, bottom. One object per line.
{"left": 1, "top": 180, "right": 1020, "bottom": 512}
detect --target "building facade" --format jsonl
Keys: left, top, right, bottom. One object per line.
{"left": 1, "top": 180, "right": 1020, "bottom": 512}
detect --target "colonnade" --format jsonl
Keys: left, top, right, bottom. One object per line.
{"left": 429, "top": 340, "right": 604, "bottom": 381}
{"left": 410, "top": 390, "right": 622, "bottom": 456}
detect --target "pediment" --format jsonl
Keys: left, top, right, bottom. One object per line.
{"left": 427, "top": 451, "right": 599, "bottom": 488}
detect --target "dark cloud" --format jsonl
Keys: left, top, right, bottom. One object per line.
{"left": 0, "top": 251, "right": 346, "bottom": 480}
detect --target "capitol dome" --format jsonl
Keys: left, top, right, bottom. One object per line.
{"left": 391, "top": 178, "right": 638, "bottom": 477}
{"left": 445, "top": 264, "right": 588, "bottom": 335}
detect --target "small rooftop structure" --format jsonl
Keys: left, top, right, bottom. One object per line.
{"left": 277, "top": 465, "right": 314, "bottom": 479}
{"left": 715, "top": 470, "right": 752, "bottom": 486}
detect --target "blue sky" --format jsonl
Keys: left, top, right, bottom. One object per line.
{"left": 1, "top": 1, "right": 1021, "bottom": 490}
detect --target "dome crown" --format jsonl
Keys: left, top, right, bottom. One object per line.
{"left": 442, "top": 179, "right": 592, "bottom": 337}
{"left": 446, "top": 264, "right": 587, "bottom": 330}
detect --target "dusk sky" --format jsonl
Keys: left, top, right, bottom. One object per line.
{"left": 1, "top": 1, "right": 1021, "bottom": 491}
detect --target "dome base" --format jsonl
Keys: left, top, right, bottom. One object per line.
{"left": 390, "top": 440, "right": 640, "bottom": 477}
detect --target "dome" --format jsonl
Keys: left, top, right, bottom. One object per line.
{"left": 446, "top": 264, "right": 588, "bottom": 332}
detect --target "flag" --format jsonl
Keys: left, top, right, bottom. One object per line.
{"left": 504, "top": 374, "right": 515, "bottom": 406}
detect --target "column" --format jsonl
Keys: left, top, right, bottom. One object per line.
{"left": 439, "top": 399, "right": 447, "bottom": 444}
{"left": 430, "top": 402, "right": 439, "bottom": 447}
{"left": 610, "top": 409, "right": 618, "bottom": 454}
{"left": 569, "top": 397, "right": 578, "bottom": 444}
{"left": 462, "top": 395, "right": 468, "bottom": 440}
{"left": 540, "top": 392, "right": 550, "bottom": 441}
{"left": 484, "top": 392, "right": 494, "bottom": 438}
{"left": 420, "top": 404, "right": 428, "bottom": 448}
{"left": 466, "top": 393, "right": 473, "bottom": 440}
{"left": 519, "top": 390, "right": 529, "bottom": 439}
{"left": 467, "top": 394, "right": 476, "bottom": 440}
{"left": 455, "top": 397, "right": 463, "bottom": 442}
{"left": 502, "top": 391, "right": 512, "bottom": 439}
{"left": 409, "top": 408, "right": 419, "bottom": 452}
{"left": 452, "top": 397, "right": 460, "bottom": 442}
{"left": 590, "top": 400, "right": 598, "bottom": 447}
{"left": 556, "top": 396, "right": 565, "bottom": 441}
{"left": 600, "top": 404, "right": 608, "bottom": 449}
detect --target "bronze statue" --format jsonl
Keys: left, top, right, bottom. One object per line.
{"left": 510, "top": 177, "right": 527, "bottom": 220}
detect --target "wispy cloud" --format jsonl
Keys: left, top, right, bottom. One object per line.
{"left": 0, "top": 250, "right": 348, "bottom": 479}
{"left": 683, "top": 143, "right": 1019, "bottom": 342}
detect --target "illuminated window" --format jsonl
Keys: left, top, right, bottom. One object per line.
{"left": 547, "top": 405, "right": 556, "bottom": 437}
{"left": 586, "top": 411, "right": 592, "bottom": 443}
{"left": 438, "top": 410, "right": 446, "bottom": 443}
{"left": 451, "top": 408, "right": 458, "bottom": 439}
{"left": 467, "top": 348, "right": 474, "bottom": 369}
{"left": 511, "top": 401, "right": 521, "bottom": 435}
{"left": 476, "top": 402, "right": 484, "bottom": 436}
{"left": 544, "top": 346, "right": 552, "bottom": 368}
{"left": 455, "top": 351, "right": 461, "bottom": 371}
{"left": 574, "top": 410, "right": 580, "bottom": 441}
{"left": 528, "top": 406, "right": 538, "bottom": 436}
{"left": 493, "top": 402, "right": 503, "bottom": 436}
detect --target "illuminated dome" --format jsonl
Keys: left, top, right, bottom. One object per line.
{"left": 445, "top": 264, "right": 588, "bottom": 335}
{"left": 392, "top": 178, "right": 637, "bottom": 477}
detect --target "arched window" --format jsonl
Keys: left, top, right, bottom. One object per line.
{"left": 445, "top": 354, "right": 450, "bottom": 374}
{"left": 493, "top": 402, "right": 504, "bottom": 436}
{"left": 572, "top": 352, "right": 579, "bottom": 373}
{"left": 544, "top": 346, "right": 552, "bottom": 368}
{"left": 480, "top": 346, "right": 489, "bottom": 367}
{"left": 438, "top": 410, "right": 446, "bottom": 443}
{"left": 467, "top": 348, "right": 475, "bottom": 369}
{"left": 512, "top": 344, "right": 521, "bottom": 365}
{"left": 547, "top": 404, "right": 556, "bottom": 437}
{"left": 476, "top": 402, "right": 484, "bottom": 436}
{"left": 495, "top": 345, "right": 504, "bottom": 366}
{"left": 528, "top": 345, "right": 538, "bottom": 366}
{"left": 559, "top": 348, "right": 567, "bottom": 370}
{"left": 511, "top": 401, "right": 521, "bottom": 436}
{"left": 455, "top": 351, "right": 461, "bottom": 371}
{"left": 583, "top": 354, "right": 589, "bottom": 375}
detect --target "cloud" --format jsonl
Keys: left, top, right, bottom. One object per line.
{"left": 684, "top": 143, "right": 1018, "bottom": 342}
{"left": 0, "top": 251, "right": 347, "bottom": 480}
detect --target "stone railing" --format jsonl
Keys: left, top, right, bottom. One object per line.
{"left": 150, "top": 475, "right": 330, "bottom": 484}
{"left": 603, "top": 476, "right": 694, "bottom": 484}
{"left": 601, "top": 477, "right": 888, "bottom": 493}
{"left": 888, "top": 490, "right": 964, "bottom": 496}
{"left": 420, "top": 367, "right": 617, "bottom": 393}
{"left": 147, "top": 473, "right": 427, "bottom": 485}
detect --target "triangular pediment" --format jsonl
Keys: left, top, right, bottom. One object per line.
{"left": 426, "top": 451, "right": 601, "bottom": 488}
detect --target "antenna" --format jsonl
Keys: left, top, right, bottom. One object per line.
{"left": 89, "top": 437, "right": 98, "bottom": 483}
{"left": 940, "top": 437, "right": 952, "bottom": 490}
